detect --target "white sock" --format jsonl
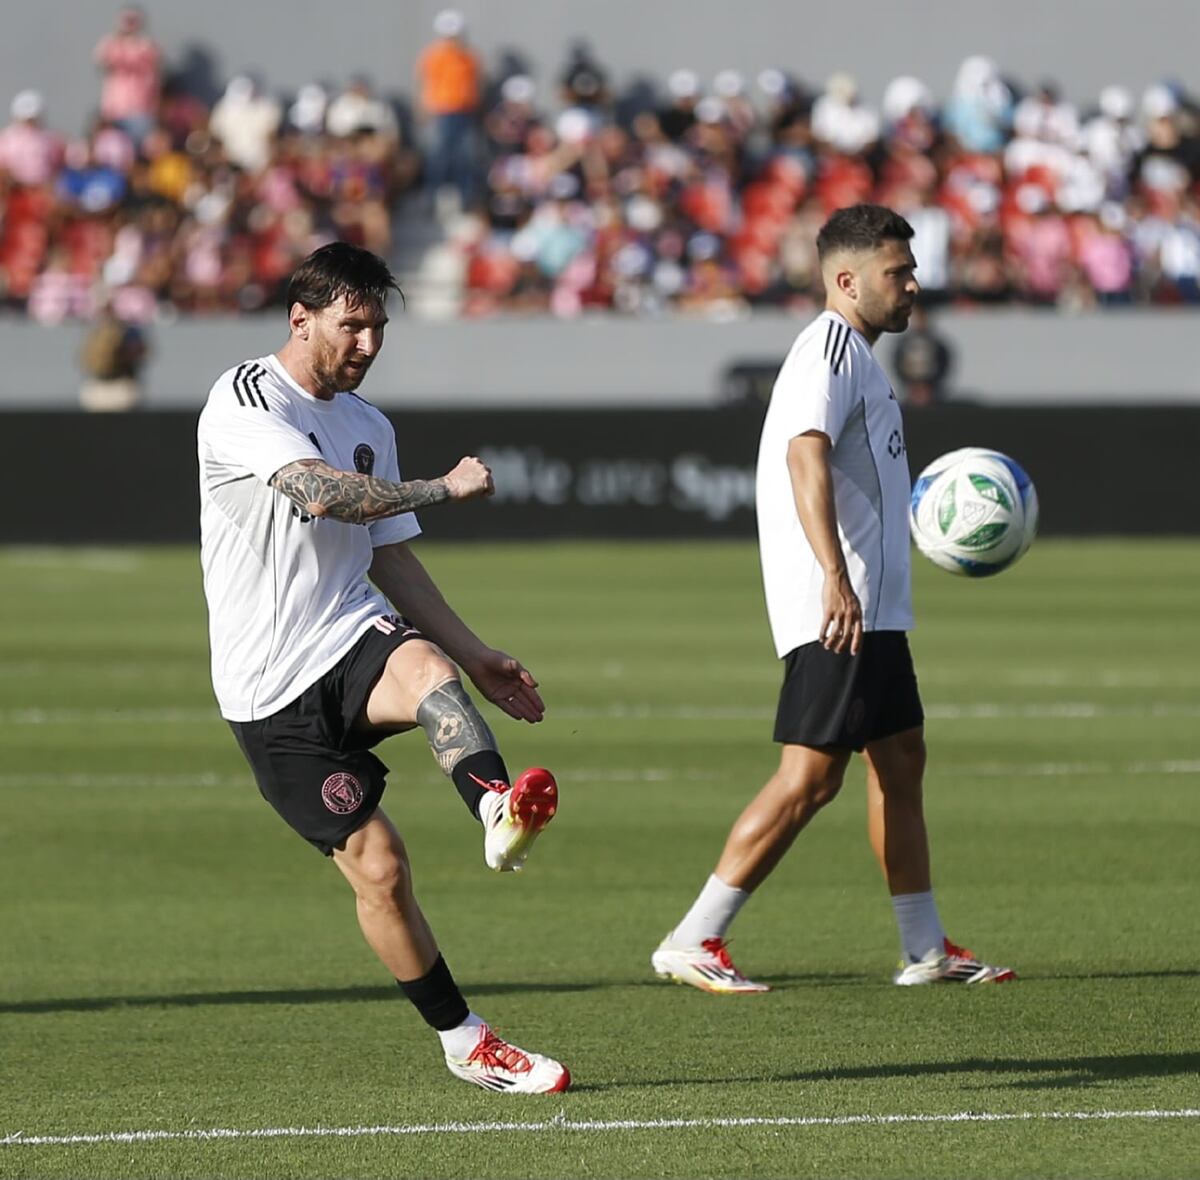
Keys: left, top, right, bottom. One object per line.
{"left": 437, "top": 1011, "right": 486, "bottom": 1060}
{"left": 892, "top": 891, "right": 945, "bottom": 963}
{"left": 671, "top": 874, "right": 750, "bottom": 946}
{"left": 479, "top": 789, "right": 503, "bottom": 828}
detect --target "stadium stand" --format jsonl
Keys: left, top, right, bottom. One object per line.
{"left": 1, "top": 8, "right": 1198, "bottom": 323}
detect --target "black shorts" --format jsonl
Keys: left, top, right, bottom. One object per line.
{"left": 773, "top": 631, "right": 924, "bottom": 752}
{"left": 229, "top": 616, "right": 425, "bottom": 856}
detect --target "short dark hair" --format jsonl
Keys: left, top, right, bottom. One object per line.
{"left": 285, "top": 242, "right": 404, "bottom": 313}
{"left": 816, "top": 204, "right": 914, "bottom": 260}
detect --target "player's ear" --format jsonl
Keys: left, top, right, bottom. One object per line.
{"left": 289, "top": 302, "right": 310, "bottom": 340}
{"left": 837, "top": 267, "right": 857, "bottom": 298}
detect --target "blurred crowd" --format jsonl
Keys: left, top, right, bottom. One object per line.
{"left": 460, "top": 52, "right": 1200, "bottom": 316}
{"left": 0, "top": 6, "right": 418, "bottom": 325}
{"left": 2, "top": 6, "right": 1200, "bottom": 324}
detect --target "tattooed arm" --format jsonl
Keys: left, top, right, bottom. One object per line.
{"left": 269, "top": 455, "right": 493, "bottom": 524}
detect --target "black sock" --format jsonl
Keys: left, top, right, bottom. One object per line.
{"left": 452, "top": 750, "right": 510, "bottom": 821}
{"left": 397, "top": 953, "right": 470, "bottom": 1031}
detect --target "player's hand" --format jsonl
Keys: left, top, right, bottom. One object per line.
{"left": 820, "top": 569, "right": 863, "bottom": 655}
{"left": 443, "top": 456, "right": 495, "bottom": 501}
{"left": 467, "top": 649, "right": 545, "bottom": 723}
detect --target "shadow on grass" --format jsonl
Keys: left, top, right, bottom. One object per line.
{"left": 8, "top": 969, "right": 1190, "bottom": 1018}
{"left": 0, "top": 980, "right": 605, "bottom": 1015}
{"left": 576, "top": 1051, "right": 1200, "bottom": 1094}
{"left": 759, "top": 972, "right": 873, "bottom": 987}
{"left": 783, "top": 1051, "right": 1200, "bottom": 1091}
{"left": 1, "top": 970, "right": 884, "bottom": 1016}
{"left": 1035, "top": 969, "right": 1199, "bottom": 982}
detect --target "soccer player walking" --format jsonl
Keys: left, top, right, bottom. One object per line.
{"left": 653, "top": 205, "right": 1014, "bottom": 992}
{"left": 198, "top": 243, "right": 569, "bottom": 1092}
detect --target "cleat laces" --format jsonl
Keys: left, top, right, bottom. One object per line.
{"left": 701, "top": 938, "right": 738, "bottom": 970}
{"left": 469, "top": 773, "right": 510, "bottom": 795}
{"left": 468, "top": 1030, "right": 532, "bottom": 1074}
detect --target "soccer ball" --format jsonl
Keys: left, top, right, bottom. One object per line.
{"left": 909, "top": 447, "right": 1039, "bottom": 577}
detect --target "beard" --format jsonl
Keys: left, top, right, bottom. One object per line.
{"left": 861, "top": 292, "right": 913, "bottom": 335}
{"left": 337, "top": 357, "right": 372, "bottom": 389}
{"left": 312, "top": 344, "right": 371, "bottom": 392}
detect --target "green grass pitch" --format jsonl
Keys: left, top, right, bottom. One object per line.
{"left": 1, "top": 539, "right": 1197, "bottom": 1180}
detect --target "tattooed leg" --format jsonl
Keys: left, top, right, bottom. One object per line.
{"left": 415, "top": 681, "right": 510, "bottom": 821}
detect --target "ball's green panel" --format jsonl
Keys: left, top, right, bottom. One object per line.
{"left": 936, "top": 483, "right": 957, "bottom": 534}
{"left": 958, "top": 521, "right": 1009, "bottom": 550}
{"left": 969, "top": 472, "right": 1012, "bottom": 510}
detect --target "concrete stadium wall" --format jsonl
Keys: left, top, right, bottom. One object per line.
{"left": 4, "top": 310, "right": 1200, "bottom": 410}
{"left": 4, "top": 405, "right": 1197, "bottom": 544}
{"left": 4, "top": 0, "right": 1198, "bottom": 137}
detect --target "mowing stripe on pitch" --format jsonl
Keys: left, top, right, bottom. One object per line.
{"left": 4, "top": 702, "right": 1200, "bottom": 726}
{"left": 0, "top": 548, "right": 145, "bottom": 572}
{"left": 2, "top": 759, "right": 1199, "bottom": 793}
{"left": 8, "top": 661, "right": 1191, "bottom": 689}
{"left": 3, "top": 1108, "right": 1198, "bottom": 1148}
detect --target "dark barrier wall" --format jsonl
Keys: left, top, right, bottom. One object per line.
{"left": 3, "top": 406, "right": 1198, "bottom": 543}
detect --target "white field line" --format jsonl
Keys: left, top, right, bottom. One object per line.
{"left": 3, "top": 702, "right": 1200, "bottom": 727}
{"left": 2, "top": 1107, "right": 1197, "bottom": 1149}
{"left": 2, "top": 760, "right": 1200, "bottom": 793}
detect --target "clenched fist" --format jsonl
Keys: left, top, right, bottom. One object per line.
{"left": 443, "top": 455, "right": 495, "bottom": 501}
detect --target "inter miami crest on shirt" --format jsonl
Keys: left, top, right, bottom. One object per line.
{"left": 354, "top": 444, "right": 375, "bottom": 475}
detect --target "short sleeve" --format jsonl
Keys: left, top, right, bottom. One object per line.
{"left": 769, "top": 322, "right": 858, "bottom": 446}
{"left": 198, "top": 372, "right": 322, "bottom": 484}
{"left": 367, "top": 428, "right": 422, "bottom": 548}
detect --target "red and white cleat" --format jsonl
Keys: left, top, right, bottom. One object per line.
{"left": 651, "top": 935, "right": 771, "bottom": 995}
{"left": 444, "top": 1024, "right": 571, "bottom": 1094}
{"left": 482, "top": 767, "right": 558, "bottom": 872}
{"left": 894, "top": 937, "right": 1017, "bottom": 985}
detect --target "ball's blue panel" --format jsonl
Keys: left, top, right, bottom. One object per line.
{"left": 952, "top": 552, "right": 1015, "bottom": 577}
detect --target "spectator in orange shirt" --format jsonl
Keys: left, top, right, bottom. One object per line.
{"left": 416, "top": 9, "right": 482, "bottom": 216}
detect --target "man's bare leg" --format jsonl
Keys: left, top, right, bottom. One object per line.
{"left": 865, "top": 726, "right": 1016, "bottom": 982}
{"left": 357, "top": 638, "right": 556, "bottom": 871}
{"left": 864, "top": 725, "right": 930, "bottom": 897}
{"left": 715, "top": 742, "right": 853, "bottom": 891}
{"left": 331, "top": 806, "right": 570, "bottom": 1089}
{"left": 332, "top": 808, "right": 438, "bottom": 979}
{"left": 865, "top": 725, "right": 946, "bottom": 966}
{"left": 652, "top": 743, "right": 851, "bottom": 993}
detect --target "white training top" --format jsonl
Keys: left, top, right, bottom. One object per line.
{"left": 197, "top": 354, "right": 420, "bottom": 721}
{"left": 756, "top": 310, "right": 914, "bottom": 659}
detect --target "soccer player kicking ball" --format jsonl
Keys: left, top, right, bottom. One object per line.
{"left": 653, "top": 205, "right": 1014, "bottom": 993}
{"left": 198, "top": 243, "right": 568, "bottom": 1093}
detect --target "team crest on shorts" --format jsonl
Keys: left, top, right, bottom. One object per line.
{"left": 322, "top": 772, "right": 364, "bottom": 814}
